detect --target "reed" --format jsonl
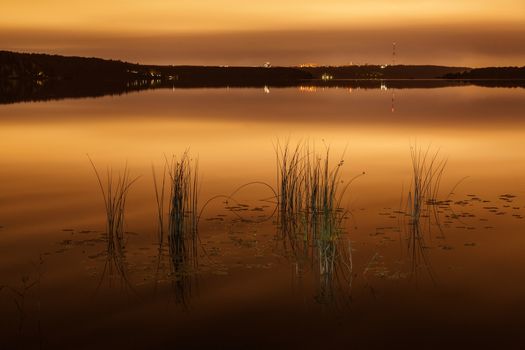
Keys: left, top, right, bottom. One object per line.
{"left": 167, "top": 151, "right": 199, "bottom": 270}
{"left": 153, "top": 151, "right": 199, "bottom": 305}
{"left": 275, "top": 140, "right": 358, "bottom": 306}
{"left": 275, "top": 139, "right": 304, "bottom": 216}
{"left": 306, "top": 146, "right": 348, "bottom": 241}
{"left": 88, "top": 157, "right": 138, "bottom": 289}
{"left": 407, "top": 144, "right": 447, "bottom": 225}
{"left": 403, "top": 145, "right": 446, "bottom": 283}
{"left": 275, "top": 140, "right": 357, "bottom": 242}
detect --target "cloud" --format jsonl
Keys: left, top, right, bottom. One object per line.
{"left": 2, "top": 26, "right": 524, "bottom": 66}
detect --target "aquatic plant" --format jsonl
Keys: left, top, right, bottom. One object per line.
{"left": 305, "top": 146, "right": 349, "bottom": 241}
{"left": 153, "top": 151, "right": 199, "bottom": 305}
{"left": 407, "top": 144, "right": 447, "bottom": 225}
{"left": 275, "top": 139, "right": 304, "bottom": 216}
{"left": 402, "top": 145, "right": 447, "bottom": 283}
{"left": 275, "top": 140, "right": 359, "bottom": 305}
{"left": 88, "top": 157, "right": 138, "bottom": 289}
{"left": 275, "top": 140, "right": 362, "bottom": 242}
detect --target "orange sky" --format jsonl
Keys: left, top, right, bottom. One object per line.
{"left": 1, "top": 0, "right": 524, "bottom": 66}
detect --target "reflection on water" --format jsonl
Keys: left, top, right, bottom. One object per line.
{"left": 0, "top": 257, "right": 44, "bottom": 348}
{"left": 3, "top": 78, "right": 525, "bottom": 105}
{"left": 1, "top": 86, "right": 525, "bottom": 347}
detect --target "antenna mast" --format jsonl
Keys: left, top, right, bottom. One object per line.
{"left": 392, "top": 42, "right": 396, "bottom": 65}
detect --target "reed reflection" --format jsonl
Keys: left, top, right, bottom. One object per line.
{"left": 0, "top": 257, "right": 45, "bottom": 346}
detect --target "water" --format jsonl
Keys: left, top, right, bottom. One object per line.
{"left": 1, "top": 85, "right": 525, "bottom": 348}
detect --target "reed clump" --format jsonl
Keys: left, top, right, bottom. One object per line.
{"left": 275, "top": 140, "right": 358, "bottom": 305}
{"left": 403, "top": 145, "right": 446, "bottom": 283}
{"left": 407, "top": 144, "right": 447, "bottom": 225}
{"left": 88, "top": 157, "right": 138, "bottom": 287}
{"left": 153, "top": 151, "right": 199, "bottom": 305}
{"left": 275, "top": 140, "right": 356, "bottom": 242}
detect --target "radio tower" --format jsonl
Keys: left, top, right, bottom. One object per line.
{"left": 392, "top": 42, "right": 396, "bottom": 66}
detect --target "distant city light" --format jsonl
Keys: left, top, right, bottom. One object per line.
{"left": 299, "top": 86, "right": 317, "bottom": 92}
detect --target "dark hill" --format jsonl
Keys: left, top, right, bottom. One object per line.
{"left": 444, "top": 66, "right": 525, "bottom": 79}
{"left": 0, "top": 51, "right": 312, "bottom": 84}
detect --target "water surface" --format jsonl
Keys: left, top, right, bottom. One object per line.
{"left": 1, "top": 86, "right": 525, "bottom": 348}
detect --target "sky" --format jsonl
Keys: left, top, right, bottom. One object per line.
{"left": 1, "top": 0, "right": 524, "bottom": 66}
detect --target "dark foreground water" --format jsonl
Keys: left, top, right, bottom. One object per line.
{"left": 1, "top": 85, "right": 525, "bottom": 349}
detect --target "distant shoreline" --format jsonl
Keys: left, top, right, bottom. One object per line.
{"left": 1, "top": 50, "right": 524, "bottom": 104}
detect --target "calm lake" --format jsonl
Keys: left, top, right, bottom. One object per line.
{"left": 1, "top": 85, "right": 525, "bottom": 348}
